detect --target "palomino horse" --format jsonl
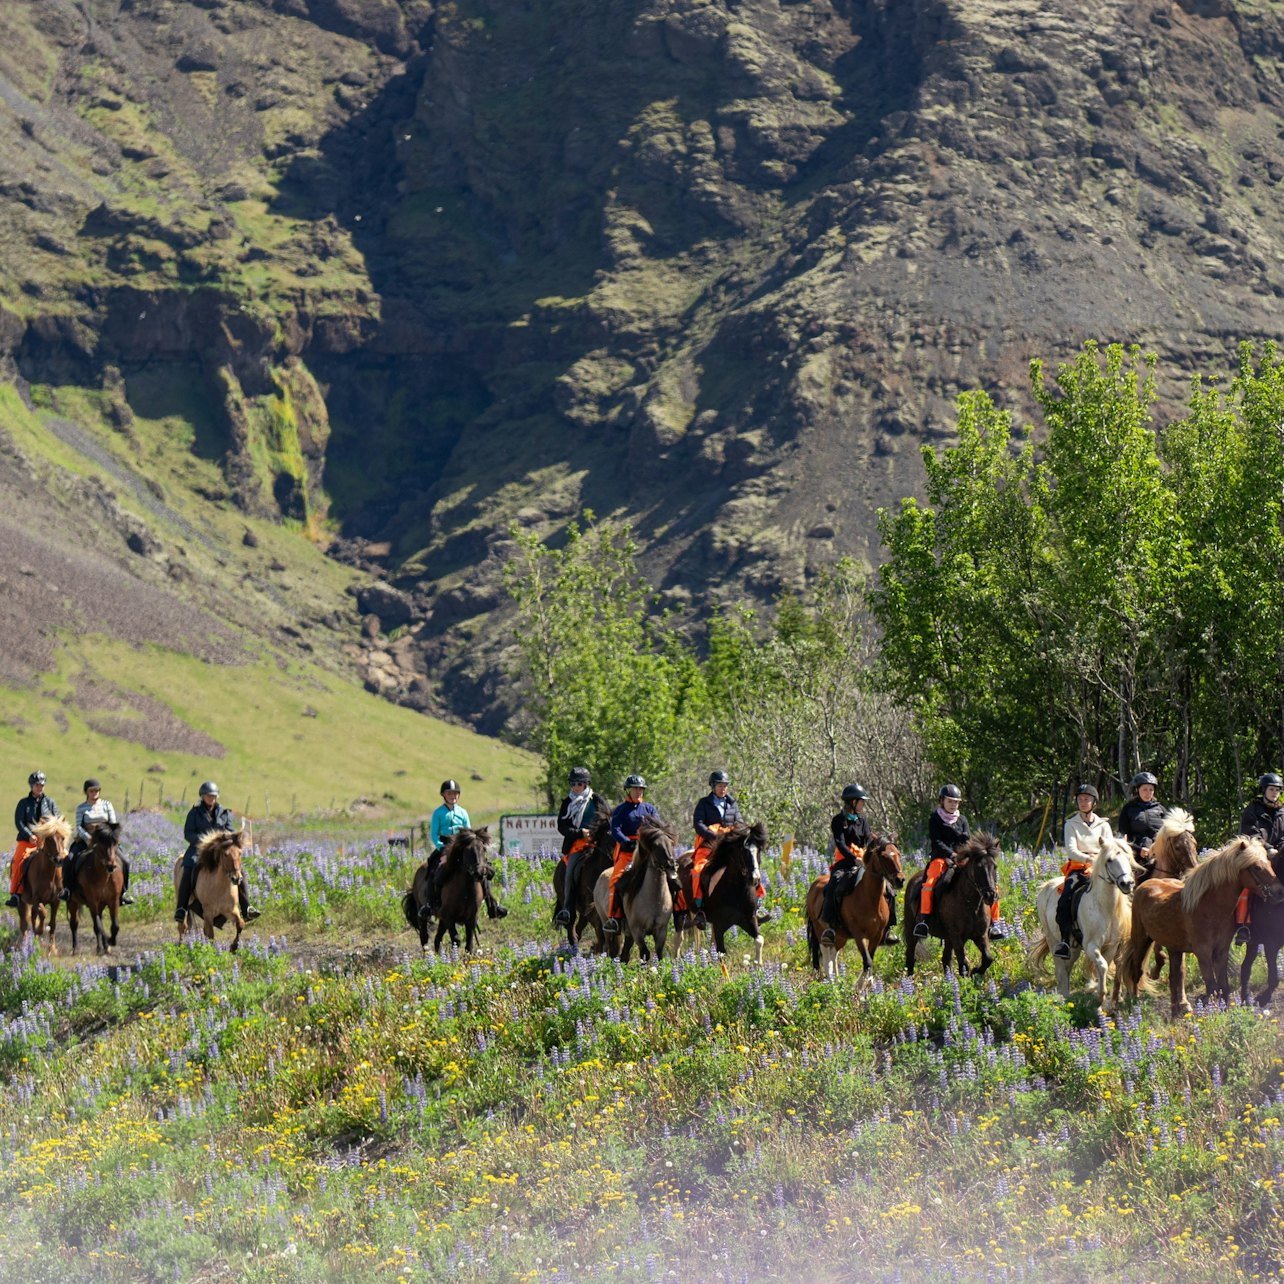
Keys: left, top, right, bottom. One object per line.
{"left": 551, "top": 812, "right": 613, "bottom": 954}
{"left": 173, "top": 830, "right": 247, "bottom": 951}
{"left": 805, "top": 835, "right": 905, "bottom": 983}
{"left": 903, "top": 833, "right": 1001, "bottom": 978}
{"left": 1139, "top": 808, "right": 1198, "bottom": 983}
{"left": 1029, "top": 831, "right": 1135, "bottom": 1009}
{"left": 674, "top": 821, "right": 770, "bottom": 963}
{"left": 1121, "top": 835, "right": 1284, "bottom": 1017}
{"left": 17, "top": 816, "right": 69, "bottom": 951}
{"left": 592, "top": 820, "right": 678, "bottom": 962}
{"left": 69, "top": 820, "right": 123, "bottom": 956}
{"left": 1240, "top": 850, "right": 1284, "bottom": 1005}
{"left": 402, "top": 827, "right": 492, "bottom": 953}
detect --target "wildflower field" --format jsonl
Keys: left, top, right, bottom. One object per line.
{"left": 0, "top": 814, "right": 1281, "bottom": 1282}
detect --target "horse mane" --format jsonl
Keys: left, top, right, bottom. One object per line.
{"left": 702, "top": 820, "right": 769, "bottom": 881}
{"left": 88, "top": 819, "right": 122, "bottom": 847}
{"left": 639, "top": 818, "right": 677, "bottom": 846}
{"left": 955, "top": 832, "right": 1000, "bottom": 864}
{"left": 1182, "top": 836, "right": 1269, "bottom": 913}
{"left": 1150, "top": 807, "right": 1197, "bottom": 875}
{"left": 863, "top": 833, "right": 902, "bottom": 873}
{"left": 444, "top": 827, "right": 491, "bottom": 875}
{"left": 588, "top": 811, "right": 612, "bottom": 847}
{"left": 32, "top": 816, "right": 71, "bottom": 843}
{"left": 195, "top": 828, "right": 240, "bottom": 871}
{"left": 615, "top": 820, "right": 678, "bottom": 902}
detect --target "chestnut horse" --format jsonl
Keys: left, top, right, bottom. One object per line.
{"left": 1139, "top": 808, "right": 1198, "bottom": 983}
{"left": 674, "top": 820, "right": 770, "bottom": 963}
{"left": 69, "top": 820, "right": 123, "bottom": 956}
{"left": 1121, "top": 835, "right": 1284, "bottom": 1016}
{"left": 17, "top": 816, "right": 69, "bottom": 951}
{"left": 551, "top": 812, "right": 613, "bottom": 954}
{"left": 806, "top": 836, "right": 905, "bottom": 984}
{"left": 402, "top": 827, "right": 492, "bottom": 953}
{"left": 903, "top": 833, "right": 1001, "bottom": 978}
{"left": 173, "top": 830, "right": 247, "bottom": 951}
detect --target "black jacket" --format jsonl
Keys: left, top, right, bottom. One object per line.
{"left": 15, "top": 793, "right": 59, "bottom": 843}
{"left": 182, "top": 802, "right": 234, "bottom": 864}
{"left": 556, "top": 791, "right": 603, "bottom": 856}
{"left": 693, "top": 793, "right": 743, "bottom": 842}
{"left": 1240, "top": 798, "right": 1284, "bottom": 853}
{"left": 831, "top": 811, "right": 872, "bottom": 862}
{"left": 1117, "top": 797, "right": 1166, "bottom": 857}
{"left": 928, "top": 810, "right": 970, "bottom": 863}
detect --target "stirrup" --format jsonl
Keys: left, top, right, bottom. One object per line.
{"left": 603, "top": 917, "right": 620, "bottom": 934}
{"left": 119, "top": 893, "right": 135, "bottom": 906}
{"left": 988, "top": 924, "right": 1006, "bottom": 940}
{"left": 912, "top": 921, "right": 929, "bottom": 939}
{"left": 1053, "top": 940, "right": 1072, "bottom": 959}
{"left": 883, "top": 930, "right": 899, "bottom": 945}
{"left": 243, "top": 905, "right": 262, "bottom": 921}
{"left": 820, "top": 927, "right": 836, "bottom": 946}
{"left": 554, "top": 908, "right": 572, "bottom": 926}
{"left": 1234, "top": 924, "right": 1251, "bottom": 946}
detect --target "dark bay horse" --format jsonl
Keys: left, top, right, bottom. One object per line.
{"left": 1122, "top": 835, "right": 1284, "bottom": 1017}
{"left": 593, "top": 820, "right": 678, "bottom": 963}
{"left": 903, "top": 833, "right": 1001, "bottom": 978}
{"left": 69, "top": 820, "right": 124, "bottom": 956}
{"left": 403, "top": 827, "right": 492, "bottom": 953}
{"left": 17, "top": 816, "right": 69, "bottom": 952}
{"left": 1240, "top": 850, "right": 1284, "bottom": 1005}
{"left": 552, "top": 812, "right": 613, "bottom": 954}
{"left": 676, "top": 821, "right": 770, "bottom": 962}
{"left": 806, "top": 836, "right": 905, "bottom": 984}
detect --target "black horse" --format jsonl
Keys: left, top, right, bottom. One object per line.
{"left": 552, "top": 812, "right": 613, "bottom": 953}
{"left": 402, "top": 827, "right": 493, "bottom": 953}
{"left": 903, "top": 833, "right": 1000, "bottom": 977}
{"left": 1240, "top": 850, "right": 1284, "bottom": 1005}
{"left": 677, "top": 821, "right": 770, "bottom": 962}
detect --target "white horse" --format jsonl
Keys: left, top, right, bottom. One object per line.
{"left": 1028, "top": 831, "right": 1135, "bottom": 1009}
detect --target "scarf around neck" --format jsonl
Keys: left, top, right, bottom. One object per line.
{"left": 566, "top": 789, "right": 592, "bottom": 830}
{"left": 936, "top": 806, "right": 962, "bottom": 827}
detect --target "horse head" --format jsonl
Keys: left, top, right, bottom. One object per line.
{"left": 450, "top": 827, "right": 492, "bottom": 881}
{"left": 638, "top": 819, "right": 678, "bottom": 874}
{"left": 87, "top": 820, "right": 122, "bottom": 873}
{"left": 956, "top": 833, "right": 1001, "bottom": 906}
{"left": 710, "top": 821, "right": 769, "bottom": 890}
{"left": 864, "top": 835, "right": 905, "bottom": 890}
{"left": 31, "top": 815, "right": 70, "bottom": 860}
{"left": 1151, "top": 808, "right": 1197, "bottom": 878}
{"left": 1090, "top": 833, "right": 1135, "bottom": 896}
{"left": 1239, "top": 838, "right": 1284, "bottom": 903}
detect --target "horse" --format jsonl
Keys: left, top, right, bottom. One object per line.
{"left": 1120, "top": 835, "right": 1284, "bottom": 1017}
{"left": 1139, "top": 807, "right": 1198, "bottom": 983}
{"left": 551, "top": 812, "right": 613, "bottom": 954}
{"left": 68, "top": 820, "right": 124, "bottom": 956}
{"left": 401, "top": 827, "right": 492, "bottom": 953}
{"left": 674, "top": 821, "right": 770, "bottom": 963}
{"left": 1028, "top": 831, "right": 1135, "bottom": 1009}
{"left": 16, "top": 816, "right": 69, "bottom": 952}
{"left": 173, "top": 830, "right": 247, "bottom": 951}
{"left": 903, "top": 833, "right": 1001, "bottom": 978}
{"left": 1240, "top": 850, "right": 1284, "bottom": 1005}
{"left": 592, "top": 820, "right": 678, "bottom": 962}
{"left": 805, "top": 835, "right": 905, "bottom": 983}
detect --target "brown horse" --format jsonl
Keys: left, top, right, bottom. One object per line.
{"left": 17, "top": 816, "right": 69, "bottom": 951}
{"left": 1121, "top": 835, "right": 1284, "bottom": 1016}
{"left": 69, "top": 820, "right": 124, "bottom": 956}
{"left": 173, "top": 830, "right": 247, "bottom": 951}
{"left": 551, "top": 812, "right": 613, "bottom": 954}
{"left": 592, "top": 820, "right": 679, "bottom": 963}
{"left": 675, "top": 821, "right": 771, "bottom": 963}
{"left": 806, "top": 836, "right": 905, "bottom": 983}
{"left": 903, "top": 833, "right": 1001, "bottom": 978}
{"left": 402, "top": 827, "right": 492, "bottom": 953}
{"left": 1140, "top": 808, "right": 1199, "bottom": 983}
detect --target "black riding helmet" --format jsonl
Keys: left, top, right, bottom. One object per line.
{"left": 568, "top": 766, "right": 591, "bottom": 785}
{"left": 440, "top": 779, "right": 461, "bottom": 795}
{"left": 709, "top": 770, "right": 730, "bottom": 787}
{"left": 1259, "top": 772, "right": 1284, "bottom": 791}
{"left": 624, "top": 774, "right": 647, "bottom": 791}
{"left": 1130, "top": 772, "right": 1158, "bottom": 791}
{"left": 28, "top": 771, "right": 45, "bottom": 786}
{"left": 83, "top": 778, "right": 102, "bottom": 792}
{"left": 1075, "top": 784, "right": 1099, "bottom": 801}
{"left": 841, "top": 783, "right": 867, "bottom": 803}
{"left": 938, "top": 784, "right": 962, "bottom": 800}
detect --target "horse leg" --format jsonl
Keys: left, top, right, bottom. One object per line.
{"left": 1148, "top": 946, "right": 1166, "bottom": 982}
{"left": 465, "top": 918, "right": 477, "bottom": 953}
{"left": 752, "top": 928, "right": 764, "bottom": 966}
{"left": 904, "top": 934, "right": 917, "bottom": 977}
{"left": 1259, "top": 944, "right": 1281, "bottom": 1006}
{"left": 1169, "top": 952, "right": 1190, "bottom": 1018}
{"left": 108, "top": 903, "right": 119, "bottom": 949}
{"left": 712, "top": 924, "right": 727, "bottom": 957}
{"left": 433, "top": 919, "right": 448, "bottom": 952}
{"left": 93, "top": 908, "right": 108, "bottom": 955}
{"left": 654, "top": 922, "right": 668, "bottom": 961}
{"left": 855, "top": 939, "right": 874, "bottom": 990}
{"left": 231, "top": 914, "right": 243, "bottom": 953}
{"left": 202, "top": 912, "right": 215, "bottom": 942}
{"left": 1086, "top": 943, "right": 1109, "bottom": 1007}
{"left": 68, "top": 903, "right": 79, "bottom": 954}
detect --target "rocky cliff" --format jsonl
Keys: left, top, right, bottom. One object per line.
{"left": 3, "top": 0, "right": 1284, "bottom": 730}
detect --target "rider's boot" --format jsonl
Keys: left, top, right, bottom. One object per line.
{"left": 483, "top": 875, "right": 509, "bottom": 920}
{"left": 119, "top": 857, "right": 134, "bottom": 906}
{"left": 238, "top": 876, "right": 261, "bottom": 922}
{"left": 1053, "top": 937, "right": 1072, "bottom": 959}
{"left": 174, "top": 863, "right": 194, "bottom": 925}
{"left": 693, "top": 896, "right": 707, "bottom": 930}
{"left": 988, "top": 922, "right": 1006, "bottom": 941}
{"left": 883, "top": 890, "right": 900, "bottom": 945}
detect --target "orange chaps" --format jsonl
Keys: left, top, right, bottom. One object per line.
{"left": 691, "top": 826, "right": 729, "bottom": 901}
{"left": 920, "top": 856, "right": 1000, "bottom": 922}
{"left": 1236, "top": 887, "right": 1251, "bottom": 927}
{"left": 1057, "top": 858, "right": 1091, "bottom": 895}
{"left": 608, "top": 841, "right": 633, "bottom": 918}
{"left": 560, "top": 835, "right": 590, "bottom": 866}
{"left": 8, "top": 840, "right": 36, "bottom": 896}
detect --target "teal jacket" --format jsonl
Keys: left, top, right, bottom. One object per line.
{"left": 431, "top": 802, "right": 470, "bottom": 851}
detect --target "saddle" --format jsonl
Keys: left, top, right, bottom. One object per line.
{"left": 1062, "top": 872, "right": 1092, "bottom": 943}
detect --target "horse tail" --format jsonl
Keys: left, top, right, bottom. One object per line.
{"left": 1026, "top": 931, "right": 1050, "bottom": 974}
{"left": 1120, "top": 931, "right": 1153, "bottom": 994}
{"left": 807, "top": 916, "right": 819, "bottom": 971}
{"left": 401, "top": 891, "right": 419, "bottom": 931}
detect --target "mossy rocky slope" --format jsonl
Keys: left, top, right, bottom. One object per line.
{"left": 4, "top": 0, "right": 1284, "bottom": 729}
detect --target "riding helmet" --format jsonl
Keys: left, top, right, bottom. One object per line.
{"left": 938, "top": 783, "right": 963, "bottom": 800}
{"left": 709, "top": 770, "right": 730, "bottom": 787}
{"left": 27, "top": 771, "right": 45, "bottom": 786}
{"left": 841, "top": 783, "right": 867, "bottom": 803}
{"left": 568, "top": 766, "right": 591, "bottom": 785}
{"left": 1075, "top": 784, "right": 1099, "bottom": 801}
{"left": 623, "top": 773, "right": 647, "bottom": 791}
{"left": 1259, "top": 771, "right": 1284, "bottom": 791}
{"left": 1130, "top": 771, "right": 1158, "bottom": 790}
{"left": 440, "top": 779, "right": 461, "bottom": 794}
{"left": 199, "top": 781, "right": 219, "bottom": 797}
{"left": 83, "top": 778, "right": 101, "bottom": 792}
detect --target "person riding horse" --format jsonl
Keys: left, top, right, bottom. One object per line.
{"left": 914, "top": 784, "right": 1005, "bottom": 941}
{"left": 1236, "top": 772, "right": 1284, "bottom": 945}
{"left": 1117, "top": 771, "right": 1166, "bottom": 873}
{"left": 554, "top": 766, "right": 603, "bottom": 927}
{"left": 8, "top": 771, "right": 59, "bottom": 909}
{"left": 420, "top": 780, "right": 507, "bottom": 924}
{"left": 174, "top": 783, "right": 261, "bottom": 925}
{"left": 821, "top": 784, "right": 898, "bottom": 947}
{"left": 691, "top": 770, "right": 747, "bottom": 930}
{"left": 1052, "top": 784, "right": 1112, "bottom": 959}
{"left": 604, "top": 775, "right": 679, "bottom": 934}
{"left": 63, "top": 779, "right": 134, "bottom": 906}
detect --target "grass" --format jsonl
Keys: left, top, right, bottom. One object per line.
{"left": 0, "top": 834, "right": 1280, "bottom": 1281}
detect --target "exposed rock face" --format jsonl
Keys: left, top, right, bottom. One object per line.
{"left": 3, "top": 0, "right": 1284, "bottom": 730}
